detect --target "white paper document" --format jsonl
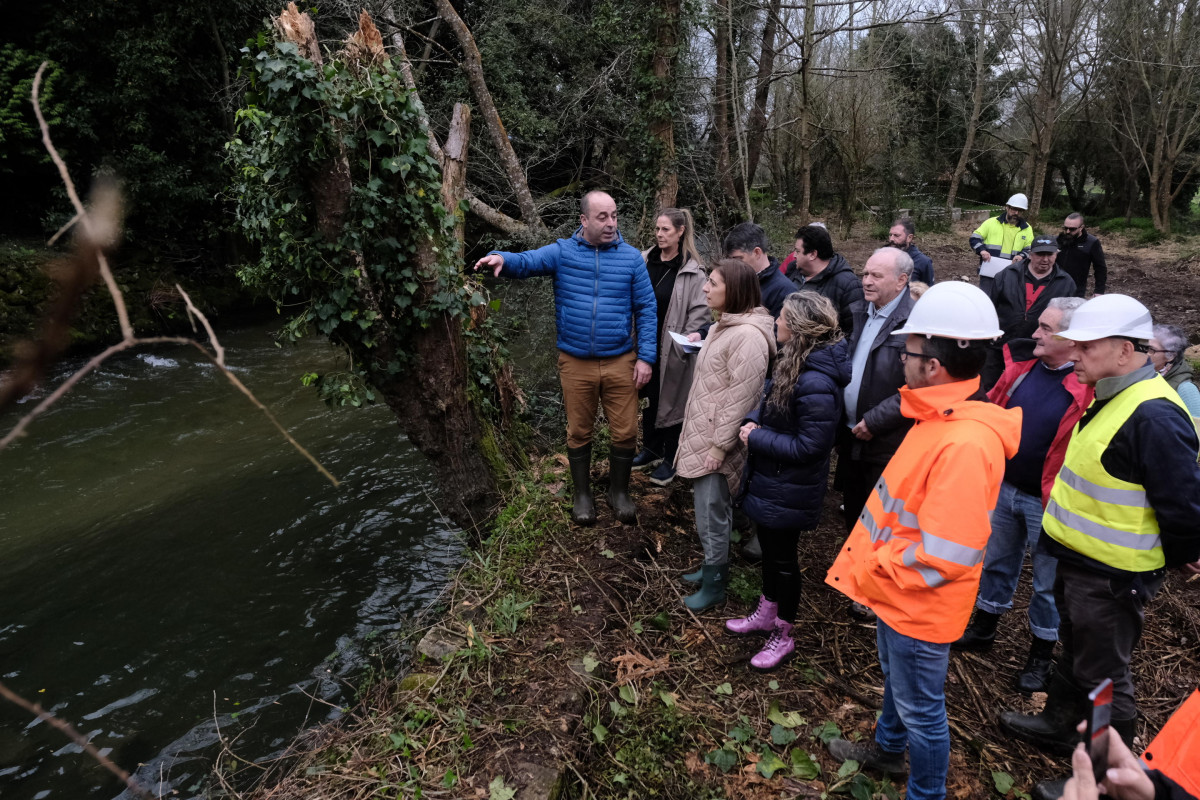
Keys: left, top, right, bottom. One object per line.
{"left": 669, "top": 330, "right": 703, "bottom": 353}
{"left": 979, "top": 256, "right": 1013, "bottom": 278}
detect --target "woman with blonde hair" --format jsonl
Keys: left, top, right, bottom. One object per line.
{"left": 727, "top": 292, "right": 850, "bottom": 670}
{"left": 636, "top": 207, "right": 710, "bottom": 485}
{"left": 675, "top": 259, "right": 777, "bottom": 611}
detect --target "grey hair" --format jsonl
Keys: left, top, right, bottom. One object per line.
{"left": 872, "top": 246, "right": 914, "bottom": 279}
{"left": 1066, "top": 212, "right": 1084, "bottom": 224}
{"left": 892, "top": 217, "right": 915, "bottom": 237}
{"left": 1047, "top": 296, "right": 1086, "bottom": 328}
{"left": 1153, "top": 323, "right": 1188, "bottom": 362}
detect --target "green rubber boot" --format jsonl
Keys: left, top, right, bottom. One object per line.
{"left": 682, "top": 565, "right": 704, "bottom": 583}
{"left": 683, "top": 563, "right": 729, "bottom": 612}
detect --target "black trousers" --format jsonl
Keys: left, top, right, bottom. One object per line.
{"left": 836, "top": 436, "right": 888, "bottom": 533}
{"left": 758, "top": 523, "right": 803, "bottom": 622}
{"left": 639, "top": 360, "right": 681, "bottom": 456}
{"left": 1055, "top": 560, "right": 1163, "bottom": 720}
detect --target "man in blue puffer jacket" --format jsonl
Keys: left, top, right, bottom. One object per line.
{"left": 476, "top": 191, "right": 657, "bottom": 526}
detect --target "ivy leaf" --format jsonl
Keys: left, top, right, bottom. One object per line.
{"left": 704, "top": 746, "right": 738, "bottom": 774}
{"left": 790, "top": 748, "right": 821, "bottom": 779}
{"left": 992, "top": 770, "right": 1016, "bottom": 795}
{"left": 770, "top": 723, "right": 797, "bottom": 746}
{"left": 715, "top": 682, "right": 733, "bottom": 696}
{"left": 837, "top": 758, "right": 860, "bottom": 778}
{"left": 618, "top": 684, "right": 636, "bottom": 704}
{"left": 767, "top": 700, "right": 805, "bottom": 728}
{"left": 591, "top": 722, "right": 608, "bottom": 743}
{"left": 756, "top": 750, "right": 788, "bottom": 779}
{"left": 367, "top": 129, "right": 387, "bottom": 147}
{"left": 849, "top": 772, "right": 875, "bottom": 800}
{"left": 814, "top": 720, "right": 842, "bottom": 744}
{"left": 488, "top": 776, "right": 516, "bottom": 800}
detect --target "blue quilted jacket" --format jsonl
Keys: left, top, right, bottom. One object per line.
{"left": 493, "top": 229, "right": 658, "bottom": 363}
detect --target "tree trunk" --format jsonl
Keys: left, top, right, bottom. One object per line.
{"left": 435, "top": 0, "right": 545, "bottom": 233}
{"left": 280, "top": 7, "right": 503, "bottom": 530}
{"left": 947, "top": 3, "right": 988, "bottom": 211}
{"left": 741, "top": 0, "right": 783, "bottom": 199}
{"left": 712, "top": 0, "right": 739, "bottom": 212}
{"left": 797, "top": 0, "right": 816, "bottom": 223}
{"left": 651, "top": 0, "right": 682, "bottom": 211}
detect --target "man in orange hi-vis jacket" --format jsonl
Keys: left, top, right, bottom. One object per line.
{"left": 823, "top": 281, "right": 1023, "bottom": 800}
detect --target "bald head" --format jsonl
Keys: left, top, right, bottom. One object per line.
{"left": 579, "top": 191, "right": 619, "bottom": 246}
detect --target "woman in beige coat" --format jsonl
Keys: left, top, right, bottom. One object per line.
{"left": 675, "top": 259, "right": 777, "bottom": 612}
{"left": 635, "top": 207, "right": 711, "bottom": 486}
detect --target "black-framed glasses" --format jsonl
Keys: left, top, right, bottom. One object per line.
{"left": 1146, "top": 347, "right": 1173, "bottom": 356}
{"left": 899, "top": 350, "right": 934, "bottom": 363}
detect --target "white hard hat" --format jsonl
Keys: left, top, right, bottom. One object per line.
{"left": 1006, "top": 193, "right": 1029, "bottom": 211}
{"left": 1055, "top": 294, "right": 1153, "bottom": 342}
{"left": 894, "top": 281, "right": 1004, "bottom": 341}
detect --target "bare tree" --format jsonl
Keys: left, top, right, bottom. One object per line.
{"left": 1016, "top": 0, "right": 1096, "bottom": 218}
{"left": 946, "top": 0, "right": 1016, "bottom": 211}
{"left": 1104, "top": 0, "right": 1200, "bottom": 233}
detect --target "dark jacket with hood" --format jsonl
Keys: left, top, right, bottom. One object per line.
{"left": 788, "top": 253, "right": 864, "bottom": 337}
{"left": 739, "top": 339, "right": 851, "bottom": 529}
{"left": 842, "top": 291, "right": 917, "bottom": 465}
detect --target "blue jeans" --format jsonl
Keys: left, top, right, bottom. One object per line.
{"left": 875, "top": 620, "right": 951, "bottom": 800}
{"left": 975, "top": 481, "right": 1059, "bottom": 641}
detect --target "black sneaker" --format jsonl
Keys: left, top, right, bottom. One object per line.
{"left": 827, "top": 738, "right": 906, "bottom": 774}
{"left": 648, "top": 460, "right": 676, "bottom": 486}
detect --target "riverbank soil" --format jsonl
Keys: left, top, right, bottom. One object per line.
{"left": 225, "top": 223, "right": 1200, "bottom": 800}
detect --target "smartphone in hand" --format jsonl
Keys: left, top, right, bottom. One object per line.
{"left": 1086, "top": 678, "right": 1114, "bottom": 783}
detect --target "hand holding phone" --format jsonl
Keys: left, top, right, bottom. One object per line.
{"left": 1085, "top": 678, "right": 1114, "bottom": 784}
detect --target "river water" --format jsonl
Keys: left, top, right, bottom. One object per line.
{"left": 0, "top": 322, "right": 463, "bottom": 798}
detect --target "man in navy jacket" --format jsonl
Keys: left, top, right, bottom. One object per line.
{"left": 476, "top": 191, "right": 657, "bottom": 526}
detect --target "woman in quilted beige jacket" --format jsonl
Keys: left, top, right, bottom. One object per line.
{"left": 676, "top": 259, "right": 778, "bottom": 611}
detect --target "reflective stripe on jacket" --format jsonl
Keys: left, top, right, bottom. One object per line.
{"left": 825, "top": 377, "right": 1022, "bottom": 642}
{"left": 1044, "top": 375, "right": 1195, "bottom": 572}
{"left": 970, "top": 213, "right": 1034, "bottom": 262}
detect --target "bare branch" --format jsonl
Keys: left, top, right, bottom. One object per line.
{"left": 0, "top": 680, "right": 154, "bottom": 799}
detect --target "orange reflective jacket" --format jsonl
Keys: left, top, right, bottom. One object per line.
{"left": 825, "top": 377, "right": 1022, "bottom": 643}
{"left": 1143, "top": 689, "right": 1200, "bottom": 796}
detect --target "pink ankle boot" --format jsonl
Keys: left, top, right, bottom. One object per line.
{"left": 750, "top": 619, "right": 795, "bottom": 671}
{"left": 725, "top": 595, "right": 779, "bottom": 636}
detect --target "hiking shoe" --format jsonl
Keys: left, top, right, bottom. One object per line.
{"left": 726, "top": 595, "right": 779, "bottom": 636}
{"left": 827, "top": 738, "right": 906, "bottom": 774}
{"left": 750, "top": 619, "right": 795, "bottom": 671}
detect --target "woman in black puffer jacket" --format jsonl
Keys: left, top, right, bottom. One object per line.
{"left": 727, "top": 292, "right": 850, "bottom": 671}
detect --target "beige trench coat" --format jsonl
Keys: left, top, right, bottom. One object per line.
{"left": 642, "top": 249, "right": 712, "bottom": 428}
{"left": 674, "top": 308, "right": 776, "bottom": 492}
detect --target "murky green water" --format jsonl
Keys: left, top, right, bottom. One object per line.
{"left": 0, "top": 322, "right": 463, "bottom": 798}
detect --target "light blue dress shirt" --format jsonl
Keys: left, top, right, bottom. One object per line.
{"left": 843, "top": 290, "right": 907, "bottom": 426}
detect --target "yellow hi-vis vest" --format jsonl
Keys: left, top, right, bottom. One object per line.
{"left": 1043, "top": 375, "right": 1197, "bottom": 572}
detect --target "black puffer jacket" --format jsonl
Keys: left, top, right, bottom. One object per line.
{"left": 739, "top": 340, "right": 851, "bottom": 529}
{"left": 789, "top": 253, "right": 864, "bottom": 337}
